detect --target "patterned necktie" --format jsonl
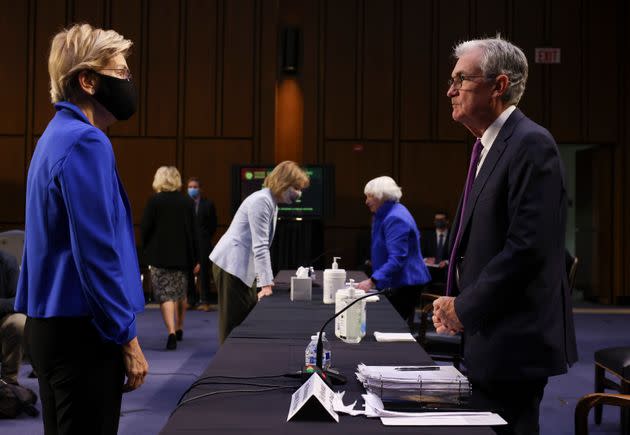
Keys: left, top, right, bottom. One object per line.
{"left": 446, "top": 138, "right": 483, "bottom": 296}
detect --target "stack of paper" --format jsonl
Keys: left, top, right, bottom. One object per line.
{"left": 362, "top": 392, "right": 507, "bottom": 426}
{"left": 356, "top": 364, "right": 471, "bottom": 405}
{"left": 373, "top": 332, "right": 416, "bottom": 342}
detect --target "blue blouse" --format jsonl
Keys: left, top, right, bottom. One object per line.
{"left": 15, "top": 102, "right": 144, "bottom": 344}
{"left": 371, "top": 201, "right": 431, "bottom": 289}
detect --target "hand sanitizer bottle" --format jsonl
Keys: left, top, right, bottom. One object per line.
{"left": 334, "top": 280, "right": 366, "bottom": 343}
{"left": 323, "top": 257, "right": 346, "bottom": 304}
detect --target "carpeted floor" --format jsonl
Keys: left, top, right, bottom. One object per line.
{"left": 3, "top": 309, "right": 219, "bottom": 435}
{"left": 540, "top": 312, "right": 629, "bottom": 435}
{"left": 3, "top": 308, "right": 629, "bottom": 434}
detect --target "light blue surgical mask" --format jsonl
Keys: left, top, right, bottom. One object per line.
{"left": 280, "top": 187, "right": 301, "bottom": 204}
{"left": 188, "top": 187, "right": 199, "bottom": 199}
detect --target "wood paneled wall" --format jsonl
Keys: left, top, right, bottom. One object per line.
{"left": 0, "top": 0, "right": 277, "bottom": 232}
{"left": 1, "top": 0, "right": 628, "bottom": 302}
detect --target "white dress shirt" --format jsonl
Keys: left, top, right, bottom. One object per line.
{"left": 477, "top": 105, "right": 517, "bottom": 177}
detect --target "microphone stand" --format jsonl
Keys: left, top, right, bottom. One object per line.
{"left": 314, "top": 287, "right": 393, "bottom": 385}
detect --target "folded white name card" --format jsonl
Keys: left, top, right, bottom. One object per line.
{"left": 287, "top": 373, "right": 339, "bottom": 423}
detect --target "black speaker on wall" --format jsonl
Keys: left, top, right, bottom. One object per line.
{"left": 282, "top": 27, "right": 300, "bottom": 74}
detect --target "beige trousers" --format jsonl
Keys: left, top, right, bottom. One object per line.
{"left": 0, "top": 312, "right": 26, "bottom": 384}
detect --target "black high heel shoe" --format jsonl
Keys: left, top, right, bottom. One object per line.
{"left": 175, "top": 329, "right": 183, "bottom": 341}
{"left": 166, "top": 333, "right": 177, "bottom": 350}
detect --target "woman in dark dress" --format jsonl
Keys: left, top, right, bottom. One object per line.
{"left": 142, "top": 166, "right": 199, "bottom": 350}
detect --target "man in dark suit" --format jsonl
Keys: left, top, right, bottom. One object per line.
{"left": 432, "top": 37, "right": 577, "bottom": 434}
{"left": 421, "top": 212, "right": 450, "bottom": 286}
{"left": 187, "top": 177, "right": 218, "bottom": 310}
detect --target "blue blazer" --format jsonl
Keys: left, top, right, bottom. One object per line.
{"left": 15, "top": 102, "right": 144, "bottom": 345}
{"left": 451, "top": 108, "right": 578, "bottom": 382}
{"left": 370, "top": 201, "right": 431, "bottom": 289}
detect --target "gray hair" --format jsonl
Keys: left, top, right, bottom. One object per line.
{"left": 454, "top": 37, "right": 528, "bottom": 105}
{"left": 364, "top": 176, "right": 402, "bottom": 202}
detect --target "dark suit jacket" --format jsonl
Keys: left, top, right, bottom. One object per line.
{"left": 451, "top": 108, "right": 578, "bottom": 383}
{"left": 194, "top": 197, "right": 218, "bottom": 256}
{"left": 141, "top": 191, "right": 198, "bottom": 271}
{"left": 421, "top": 230, "right": 450, "bottom": 262}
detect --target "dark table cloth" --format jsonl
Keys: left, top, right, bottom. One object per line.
{"left": 160, "top": 270, "right": 493, "bottom": 434}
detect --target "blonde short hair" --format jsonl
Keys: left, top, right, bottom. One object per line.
{"left": 152, "top": 166, "right": 182, "bottom": 193}
{"left": 364, "top": 176, "right": 402, "bottom": 202}
{"left": 48, "top": 23, "right": 132, "bottom": 103}
{"left": 263, "top": 161, "right": 310, "bottom": 198}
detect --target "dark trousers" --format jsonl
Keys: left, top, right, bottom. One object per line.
{"left": 212, "top": 263, "right": 257, "bottom": 344}
{"left": 26, "top": 317, "right": 125, "bottom": 435}
{"left": 198, "top": 254, "right": 213, "bottom": 303}
{"left": 470, "top": 378, "right": 548, "bottom": 435}
{"left": 188, "top": 251, "right": 213, "bottom": 305}
{"left": 387, "top": 285, "right": 423, "bottom": 327}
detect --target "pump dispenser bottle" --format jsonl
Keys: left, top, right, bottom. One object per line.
{"left": 334, "top": 279, "right": 366, "bottom": 343}
{"left": 323, "top": 257, "right": 346, "bottom": 304}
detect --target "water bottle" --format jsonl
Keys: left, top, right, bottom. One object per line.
{"left": 304, "top": 332, "right": 331, "bottom": 370}
{"left": 305, "top": 335, "right": 317, "bottom": 368}
{"left": 321, "top": 332, "right": 331, "bottom": 370}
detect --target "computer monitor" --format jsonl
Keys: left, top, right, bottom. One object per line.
{"left": 232, "top": 164, "right": 334, "bottom": 219}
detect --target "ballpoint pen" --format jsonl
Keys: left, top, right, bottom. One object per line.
{"left": 394, "top": 366, "right": 441, "bottom": 371}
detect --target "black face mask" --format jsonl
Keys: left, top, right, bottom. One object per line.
{"left": 93, "top": 72, "right": 137, "bottom": 121}
{"left": 435, "top": 219, "right": 447, "bottom": 230}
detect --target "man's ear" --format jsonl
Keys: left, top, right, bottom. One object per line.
{"left": 77, "top": 70, "right": 97, "bottom": 96}
{"left": 492, "top": 74, "right": 510, "bottom": 98}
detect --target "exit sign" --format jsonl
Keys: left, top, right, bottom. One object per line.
{"left": 535, "top": 48, "right": 561, "bottom": 64}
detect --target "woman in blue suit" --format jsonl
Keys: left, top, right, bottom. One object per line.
{"left": 356, "top": 176, "right": 431, "bottom": 327}
{"left": 15, "top": 24, "right": 148, "bottom": 434}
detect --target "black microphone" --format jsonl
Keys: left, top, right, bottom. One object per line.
{"left": 313, "top": 287, "right": 394, "bottom": 385}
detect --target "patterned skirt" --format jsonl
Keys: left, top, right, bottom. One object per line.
{"left": 150, "top": 267, "right": 188, "bottom": 303}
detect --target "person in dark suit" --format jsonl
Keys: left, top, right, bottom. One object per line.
{"left": 421, "top": 211, "right": 450, "bottom": 286}
{"left": 432, "top": 37, "right": 577, "bottom": 434}
{"left": 141, "top": 166, "right": 199, "bottom": 350}
{"left": 186, "top": 177, "right": 218, "bottom": 310}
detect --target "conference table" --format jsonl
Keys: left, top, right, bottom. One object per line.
{"left": 160, "top": 271, "right": 493, "bottom": 434}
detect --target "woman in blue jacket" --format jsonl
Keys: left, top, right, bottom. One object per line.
{"left": 356, "top": 176, "right": 431, "bottom": 327}
{"left": 15, "top": 24, "right": 148, "bottom": 434}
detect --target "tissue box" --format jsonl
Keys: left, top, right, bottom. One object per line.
{"left": 290, "top": 276, "right": 312, "bottom": 301}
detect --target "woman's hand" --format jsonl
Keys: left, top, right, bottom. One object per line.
{"left": 122, "top": 337, "right": 149, "bottom": 392}
{"left": 258, "top": 285, "right": 273, "bottom": 301}
{"left": 356, "top": 279, "right": 374, "bottom": 291}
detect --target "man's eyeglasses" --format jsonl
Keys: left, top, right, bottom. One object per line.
{"left": 98, "top": 67, "right": 133, "bottom": 81}
{"left": 447, "top": 73, "right": 496, "bottom": 90}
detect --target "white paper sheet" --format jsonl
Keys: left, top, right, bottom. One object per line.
{"left": 380, "top": 414, "right": 508, "bottom": 426}
{"left": 373, "top": 332, "right": 416, "bottom": 342}
{"left": 363, "top": 393, "right": 507, "bottom": 426}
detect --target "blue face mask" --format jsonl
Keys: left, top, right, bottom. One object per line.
{"left": 188, "top": 188, "right": 199, "bottom": 199}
